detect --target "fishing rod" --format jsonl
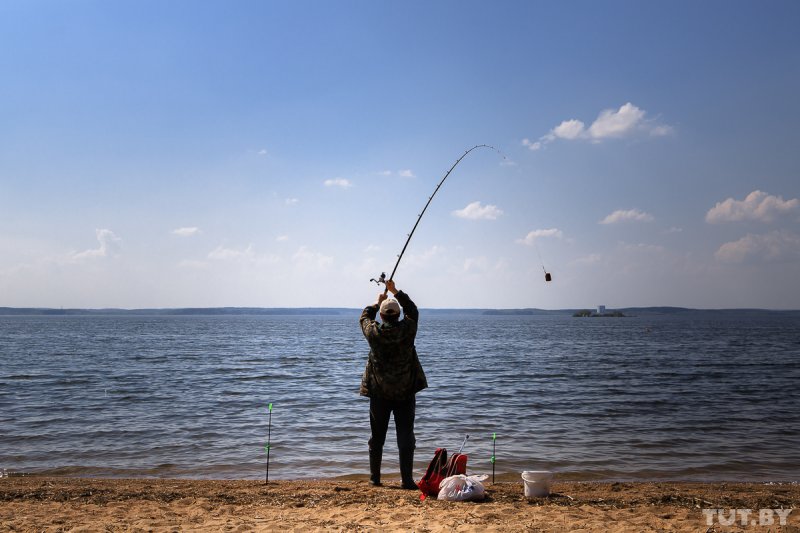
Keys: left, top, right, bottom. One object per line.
{"left": 265, "top": 403, "right": 272, "bottom": 484}
{"left": 491, "top": 432, "right": 496, "bottom": 483}
{"left": 370, "top": 144, "right": 506, "bottom": 288}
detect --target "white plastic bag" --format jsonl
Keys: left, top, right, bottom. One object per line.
{"left": 437, "top": 474, "right": 488, "bottom": 501}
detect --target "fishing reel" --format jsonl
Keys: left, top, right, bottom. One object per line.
{"left": 370, "top": 272, "right": 386, "bottom": 286}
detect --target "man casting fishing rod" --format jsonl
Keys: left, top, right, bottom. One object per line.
{"left": 358, "top": 145, "right": 547, "bottom": 490}
{"left": 360, "top": 279, "right": 427, "bottom": 489}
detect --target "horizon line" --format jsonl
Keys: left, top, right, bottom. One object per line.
{"left": 1, "top": 305, "right": 799, "bottom": 313}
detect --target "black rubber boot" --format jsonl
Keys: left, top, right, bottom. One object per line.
{"left": 399, "top": 448, "right": 417, "bottom": 490}
{"left": 369, "top": 449, "right": 382, "bottom": 486}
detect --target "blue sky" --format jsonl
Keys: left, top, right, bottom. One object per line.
{"left": 1, "top": 1, "right": 799, "bottom": 309}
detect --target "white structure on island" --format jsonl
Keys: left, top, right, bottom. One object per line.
{"left": 597, "top": 305, "right": 606, "bottom": 315}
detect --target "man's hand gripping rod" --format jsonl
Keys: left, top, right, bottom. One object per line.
{"left": 370, "top": 272, "right": 389, "bottom": 296}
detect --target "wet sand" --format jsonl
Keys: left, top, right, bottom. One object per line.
{"left": 1, "top": 476, "right": 798, "bottom": 532}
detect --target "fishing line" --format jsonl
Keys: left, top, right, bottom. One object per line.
{"left": 533, "top": 239, "right": 552, "bottom": 282}
{"left": 370, "top": 144, "right": 508, "bottom": 288}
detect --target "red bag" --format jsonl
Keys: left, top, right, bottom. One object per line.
{"left": 418, "top": 448, "right": 468, "bottom": 499}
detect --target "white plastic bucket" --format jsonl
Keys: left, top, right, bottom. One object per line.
{"left": 521, "top": 470, "right": 553, "bottom": 498}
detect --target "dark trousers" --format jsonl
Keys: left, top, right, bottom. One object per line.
{"left": 369, "top": 396, "right": 416, "bottom": 454}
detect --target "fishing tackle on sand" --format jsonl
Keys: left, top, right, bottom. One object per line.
{"left": 370, "top": 144, "right": 552, "bottom": 287}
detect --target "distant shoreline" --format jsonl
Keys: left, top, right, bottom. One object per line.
{"left": 1, "top": 306, "right": 798, "bottom": 316}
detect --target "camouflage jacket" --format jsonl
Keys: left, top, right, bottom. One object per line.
{"left": 359, "top": 290, "right": 428, "bottom": 400}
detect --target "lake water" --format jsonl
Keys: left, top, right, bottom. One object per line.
{"left": 1, "top": 311, "right": 799, "bottom": 481}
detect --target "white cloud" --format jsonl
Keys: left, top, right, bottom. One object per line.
{"left": 462, "top": 256, "right": 489, "bottom": 272}
{"left": 458, "top": 256, "right": 508, "bottom": 275}
{"left": 172, "top": 227, "right": 200, "bottom": 237}
{"left": 553, "top": 119, "right": 586, "bottom": 140}
{"left": 257, "top": 149, "right": 268, "bottom": 156}
{"left": 208, "top": 244, "right": 279, "bottom": 265}
{"left": 706, "top": 190, "right": 799, "bottom": 223}
{"left": 285, "top": 198, "right": 299, "bottom": 206}
{"left": 177, "top": 259, "right": 209, "bottom": 269}
{"left": 650, "top": 125, "right": 674, "bottom": 137}
{"left": 208, "top": 244, "right": 255, "bottom": 261}
{"left": 525, "top": 102, "right": 670, "bottom": 150}
{"left": 600, "top": 209, "right": 654, "bottom": 224}
{"left": 452, "top": 201, "right": 503, "bottom": 220}
{"left": 522, "top": 138, "right": 542, "bottom": 151}
{"left": 587, "top": 102, "right": 646, "bottom": 139}
{"left": 292, "top": 246, "right": 333, "bottom": 270}
{"left": 571, "top": 253, "right": 603, "bottom": 266}
{"left": 364, "top": 244, "right": 381, "bottom": 253}
{"left": 715, "top": 230, "right": 800, "bottom": 263}
{"left": 323, "top": 178, "right": 352, "bottom": 188}
{"left": 618, "top": 242, "right": 665, "bottom": 254}
{"left": 71, "top": 229, "right": 122, "bottom": 261}
{"left": 664, "top": 226, "right": 683, "bottom": 234}
{"left": 276, "top": 235, "right": 289, "bottom": 242}
{"left": 516, "top": 228, "right": 564, "bottom": 246}
{"left": 377, "top": 169, "right": 416, "bottom": 178}
{"left": 404, "top": 245, "right": 445, "bottom": 270}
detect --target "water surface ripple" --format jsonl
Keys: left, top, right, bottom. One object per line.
{"left": 1, "top": 313, "right": 798, "bottom": 481}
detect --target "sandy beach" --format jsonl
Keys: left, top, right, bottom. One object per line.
{"left": 1, "top": 477, "right": 798, "bottom": 532}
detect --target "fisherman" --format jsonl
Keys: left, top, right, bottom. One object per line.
{"left": 360, "top": 279, "right": 427, "bottom": 489}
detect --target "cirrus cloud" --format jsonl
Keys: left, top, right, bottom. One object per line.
{"left": 706, "top": 190, "right": 799, "bottom": 224}
{"left": 452, "top": 201, "right": 504, "bottom": 220}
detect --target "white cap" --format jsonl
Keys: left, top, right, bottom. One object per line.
{"left": 380, "top": 298, "right": 401, "bottom": 316}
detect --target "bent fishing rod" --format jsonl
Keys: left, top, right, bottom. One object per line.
{"left": 370, "top": 144, "right": 506, "bottom": 289}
